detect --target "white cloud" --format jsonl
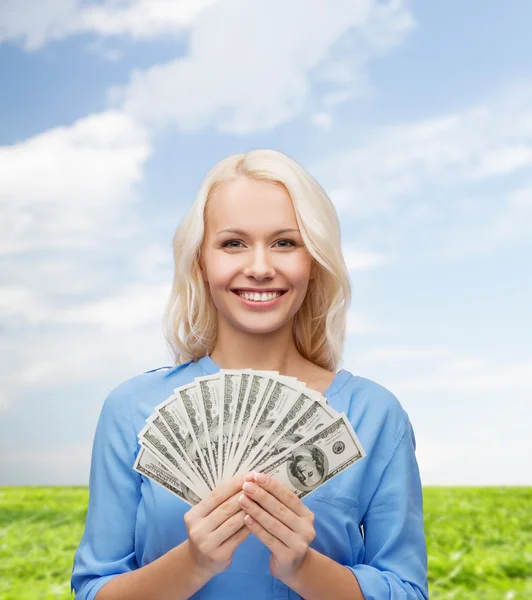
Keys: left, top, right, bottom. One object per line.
{"left": 346, "top": 311, "right": 379, "bottom": 334}
{"left": 361, "top": 346, "right": 449, "bottom": 363}
{"left": 417, "top": 428, "right": 532, "bottom": 486}
{"left": 490, "top": 182, "right": 532, "bottom": 241}
{"left": 78, "top": 0, "right": 217, "bottom": 39}
{"left": 14, "top": 320, "right": 169, "bottom": 388}
{"left": 0, "top": 0, "right": 215, "bottom": 49}
{"left": 431, "top": 180, "right": 532, "bottom": 259}
{"left": 0, "top": 110, "right": 151, "bottom": 255}
{"left": 470, "top": 144, "right": 532, "bottom": 179}
{"left": 1, "top": 443, "right": 93, "bottom": 485}
{"left": 114, "top": 0, "right": 413, "bottom": 134}
{"left": 315, "top": 84, "right": 532, "bottom": 217}
{"left": 1, "top": 443, "right": 92, "bottom": 469}
{"left": 0, "top": 280, "right": 170, "bottom": 329}
{"left": 134, "top": 243, "right": 174, "bottom": 277}
{"left": 342, "top": 344, "right": 532, "bottom": 485}
{"left": 323, "top": 90, "right": 354, "bottom": 107}
{"left": 59, "top": 282, "right": 171, "bottom": 331}
{"left": 440, "top": 358, "right": 489, "bottom": 374}
{"left": 342, "top": 247, "right": 390, "bottom": 271}
{"left": 508, "top": 185, "right": 532, "bottom": 209}
{"left": 392, "top": 359, "right": 532, "bottom": 394}
{"left": 0, "top": 286, "right": 39, "bottom": 322}
{"left": 313, "top": 82, "right": 532, "bottom": 259}
{"left": 0, "top": 0, "right": 78, "bottom": 50}
{"left": 1, "top": 1, "right": 414, "bottom": 136}
{"left": 0, "top": 389, "right": 10, "bottom": 411}
{"left": 311, "top": 113, "right": 333, "bottom": 130}
{"left": 0, "top": 282, "right": 172, "bottom": 403}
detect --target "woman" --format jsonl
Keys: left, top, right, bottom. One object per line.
{"left": 71, "top": 149, "right": 428, "bottom": 599}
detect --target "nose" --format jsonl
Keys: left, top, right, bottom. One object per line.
{"left": 242, "top": 245, "right": 275, "bottom": 280}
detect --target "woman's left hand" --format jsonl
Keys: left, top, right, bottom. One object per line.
{"left": 238, "top": 471, "right": 316, "bottom": 582}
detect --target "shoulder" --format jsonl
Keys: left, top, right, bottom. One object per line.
{"left": 100, "top": 360, "right": 204, "bottom": 428}
{"left": 353, "top": 374, "right": 405, "bottom": 417}
{"left": 335, "top": 370, "right": 406, "bottom": 420}
{"left": 331, "top": 370, "right": 410, "bottom": 453}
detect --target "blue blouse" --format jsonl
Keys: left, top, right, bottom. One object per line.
{"left": 71, "top": 355, "right": 429, "bottom": 600}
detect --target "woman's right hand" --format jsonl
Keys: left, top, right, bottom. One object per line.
{"left": 184, "top": 473, "right": 254, "bottom": 578}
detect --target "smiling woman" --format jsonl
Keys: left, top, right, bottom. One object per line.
{"left": 71, "top": 149, "right": 429, "bottom": 600}
{"left": 163, "top": 150, "right": 351, "bottom": 374}
{"left": 196, "top": 176, "right": 323, "bottom": 354}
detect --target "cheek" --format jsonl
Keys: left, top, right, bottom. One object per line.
{"left": 285, "top": 256, "right": 312, "bottom": 288}
{"left": 205, "top": 256, "right": 243, "bottom": 292}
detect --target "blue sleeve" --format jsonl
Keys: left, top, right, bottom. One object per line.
{"left": 348, "top": 418, "right": 429, "bottom": 600}
{"left": 71, "top": 381, "right": 142, "bottom": 600}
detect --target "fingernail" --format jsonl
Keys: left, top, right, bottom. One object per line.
{"left": 242, "top": 472, "right": 255, "bottom": 481}
{"left": 242, "top": 481, "right": 258, "bottom": 494}
{"left": 239, "top": 494, "right": 251, "bottom": 508}
{"left": 254, "top": 472, "right": 268, "bottom": 484}
{"left": 244, "top": 514, "right": 254, "bottom": 526}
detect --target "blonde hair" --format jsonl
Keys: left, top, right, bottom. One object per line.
{"left": 163, "top": 149, "right": 351, "bottom": 371}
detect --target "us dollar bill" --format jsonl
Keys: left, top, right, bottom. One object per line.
{"left": 155, "top": 388, "right": 215, "bottom": 490}
{"left": 133, "top": 447, "right": 201, "bottom": 506}
{"left": 262, "top": 413, "right": 366, "bottom": 498}
{"left": 218, "top": 371, "right": 241, "bottom": 482}
{"left": 253, "top": 397, "right": 337, "bottom": 471}
{"left": 195, "top": 374, "right": 222, "bottom": 485}
{"left": 138, "top": 423, "right": 208, "bottom": 498}
{"left": 240, "top": 391, "right": 326, "bottom": 472}
{"left": 230, "top": 375, "right": 274, "bottom": 473}
{"left": 234, "top": 379, "right": 301, "bottom": 473}
{"left": 142, "top": 412, "right": 208, "bottom": 495}
{"left": 226, "top": 373, "right": 272, "bottom": 475}
{"left": 222, "top": 371, "right": 251, "bottom": 480}
{"left": 225, "top": 370, "right": 279, "bottom": 448}
{"left": 176, "top": 384, "right": 217, "bottom": 488}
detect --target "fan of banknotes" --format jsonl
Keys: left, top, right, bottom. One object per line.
{"left": 133, "top": 369, "right": 366, "bottom": 506}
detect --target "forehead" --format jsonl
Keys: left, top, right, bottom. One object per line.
{"left": 205, "top": 178, "right": 299, "bottom": 232}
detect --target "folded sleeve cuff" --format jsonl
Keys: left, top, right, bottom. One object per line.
{"left": 347, "top": 564, "right": 427, "bottom": 600}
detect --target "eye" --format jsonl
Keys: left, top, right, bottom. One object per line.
{"left": 221, "top": 239, "right": 297, "bottom": 249}
{"left": 221, "top": 239, "right": 244, "bottom": 249}
{"left": 275, "top": 239, "right": 297, "bottom": 248}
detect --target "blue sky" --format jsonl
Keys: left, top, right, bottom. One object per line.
{"left": 1, "top": 0, "right": 531, "bottom": 486}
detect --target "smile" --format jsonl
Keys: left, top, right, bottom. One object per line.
{"left": 233, "top": 291, "right": 286, "bottom": 302}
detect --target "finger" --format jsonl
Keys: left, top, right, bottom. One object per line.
{"left": 191, "top": 473, "right": 254, "bottom": 519}
{"left": 205, "top": 490, "right": 246, "bottom": 531}
{"left": 218, "top": 519, "right": 252, "bottom": 553}
{"left": 241, "top": 481, "right": 304, "bottom": 535}
{"left": 253, "top": 472, "right": 312, "bottom": 519}
{"left": 239, "top": 494, "right": 299, "bottom": 548}
{"left": 243, "top": 513, "right": 287, "bottom": 555}
{"left": 211, "top": 509, "right": 247, "bottom": 547}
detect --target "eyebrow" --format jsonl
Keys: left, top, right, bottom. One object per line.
{"left": 216, "top": 228, "right": 301, "bottom": 236}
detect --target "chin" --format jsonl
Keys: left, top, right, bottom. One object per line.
{"left": 236, "top": 322, "right": 287, "bottom": 335}
{"left": 227, "top": 315, "right": 292, "bottom": 336}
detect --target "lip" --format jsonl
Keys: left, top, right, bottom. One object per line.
{"left": 232, "top": 289, "right": 287, "bottom": 310}
{"left": 231, "top": 288, "right": 287, "bottom": 293}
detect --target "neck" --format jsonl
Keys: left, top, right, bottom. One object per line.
{"left": 210, "top": 317, "right": 305, "bottom": 374}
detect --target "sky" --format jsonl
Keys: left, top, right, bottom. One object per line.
{"left": 0, "top": 0, "right": 531, "bottom": 486}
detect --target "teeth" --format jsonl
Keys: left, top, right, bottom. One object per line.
{"left": 236, "top": 291, "right": 283, "bottom": 302}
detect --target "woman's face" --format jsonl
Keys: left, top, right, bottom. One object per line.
{"left": 200, "top": 177, "right": 313, "bottom": 337}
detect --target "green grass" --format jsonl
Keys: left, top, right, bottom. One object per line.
{"left": 1, "top": 487, "right": 531, "bottom": 599}
{"left": 423, "top": 487, "right": 532, "bottom": 600}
